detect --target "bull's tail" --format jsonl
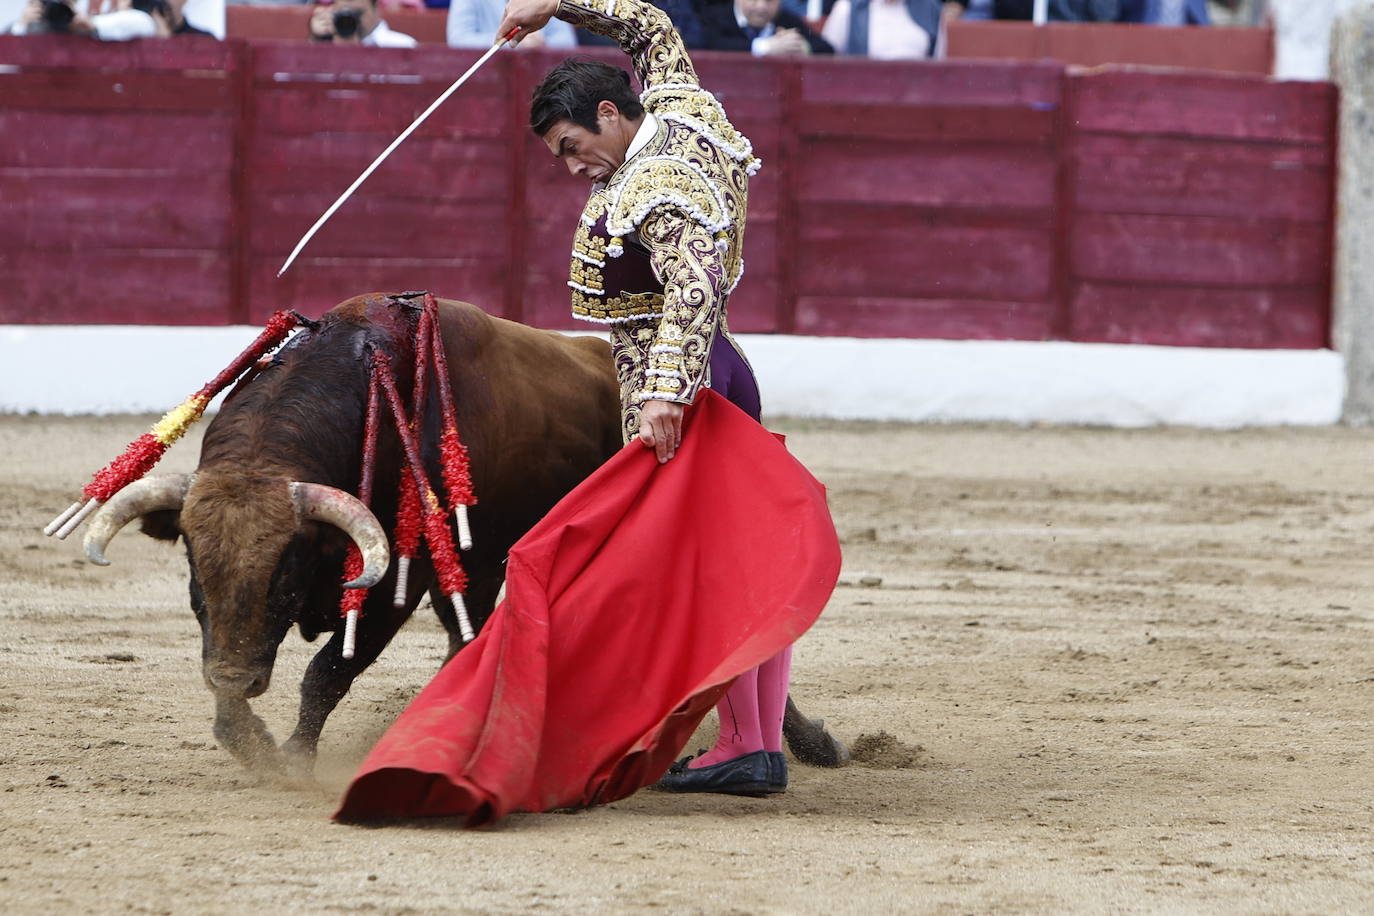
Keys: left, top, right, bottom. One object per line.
{"left": 781, "top": 694, "right": 850, "bottom": 767}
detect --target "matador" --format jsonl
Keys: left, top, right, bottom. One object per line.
{"left": 500, "top": 0, "right": 795, "bottom": 796}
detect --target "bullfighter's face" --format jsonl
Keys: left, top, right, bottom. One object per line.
{"left": 542, "top": 100, "right": 637, "bottom": 185}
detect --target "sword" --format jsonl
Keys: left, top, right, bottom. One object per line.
{"left": 277, "top": 29, "right": 521, "bottom": 278}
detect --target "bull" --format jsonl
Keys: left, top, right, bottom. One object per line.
{"left": 81, "top": 293, "right": 847, "bottom": 776}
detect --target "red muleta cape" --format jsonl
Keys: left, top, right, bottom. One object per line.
{"left": 334, "top": 390, "right": 840, "bottom": 826}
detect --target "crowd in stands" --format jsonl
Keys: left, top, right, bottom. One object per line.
{"left": 9, "top": 0, "right": 214, "bottom": 38}
{"left": 6, "top": 0, "right": 1238, "bottom": 49}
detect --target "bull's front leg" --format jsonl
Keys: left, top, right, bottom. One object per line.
{"left": 280, "top": 594, "right": 416, "bottom": 777}
{"left": 212, "top": 694, "right": 283, "bottom": 772}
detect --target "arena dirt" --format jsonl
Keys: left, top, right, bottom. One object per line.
{"left": 4, "top": 413, "right": 1374, "bottom": 913}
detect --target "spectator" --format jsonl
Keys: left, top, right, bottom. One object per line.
{"left": 310, "top": 0, "right": 416, "bottom": 44}
{"left": 820, "top": 0, "right": 943, "bottom": 58}
{"left": 577, "top": 0, "right": 703, "bottom": 47}
{"left": 1118, "top": 0, "right": 1209, "bottom": 24}
{"left": 986, "top": 0, "right": 1121, "bottom": 20}
{"left": 944, "top": 0, "right": 994, "bottom": 18}
{"left": 10, "top": 0, "right": 157, "bottom": 37}
{"left": 448, "top": 0, "right": 574, "bottom": 47}
{"left": 699, "top": 0, "right": 834, "bottom": 55}
{"left": 151, "top": 0, "right": 215, "bottom": 34}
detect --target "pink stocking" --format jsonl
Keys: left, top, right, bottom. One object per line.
{"left": 689, "top": 667, "right": 764, "bottom": 769}
{"left": 757, "top": 645, "right": 792, "bottom": 753}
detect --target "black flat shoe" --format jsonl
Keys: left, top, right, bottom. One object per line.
{"left": 654, "top": 750, "right": 773, "bottom": 797}
{"left": 767, "top": 751, "right": 787, "bottom": 794}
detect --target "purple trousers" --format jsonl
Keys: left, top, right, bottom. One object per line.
{"left": 707, "top": 334, "right": 761, "bottom": 422}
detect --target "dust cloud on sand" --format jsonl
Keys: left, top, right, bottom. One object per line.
{"left": 4, "top": 413, "right": 1374, "bottom": 913}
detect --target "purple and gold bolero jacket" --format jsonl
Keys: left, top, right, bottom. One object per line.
{"left": 556, "top": 0, "right": 761, "bottom": 442}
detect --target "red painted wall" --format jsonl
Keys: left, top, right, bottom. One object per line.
{"left": 0, "top": 37, "right": 1336, "bottom": 348}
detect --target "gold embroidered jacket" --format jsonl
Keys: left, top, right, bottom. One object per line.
{"left": 555, "top": 0, "right": 761, "bottom": 442}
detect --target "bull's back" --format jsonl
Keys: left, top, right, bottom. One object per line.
{"left": 434, "top": 298, "right": 619, "bottom": 450}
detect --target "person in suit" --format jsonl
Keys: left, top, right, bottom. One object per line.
{"left": 821, "top": 0, "right": 943, "bottom": 58}
{"left": 699, "top": 0, "right": 834, "bottom": 56}
{"left": 1118, "top": 0, "right": 1210, "bottom": 25}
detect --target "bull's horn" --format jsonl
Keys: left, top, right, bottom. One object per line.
{"left": 83, "top": 475, "right": 192, "bottom": 566}
{"left": 289, "top": 483, "right": 390, "bottom": 590}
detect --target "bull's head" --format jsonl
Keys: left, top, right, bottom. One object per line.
{"left": 83, "top": 474, "right": 389, "bottom": 698}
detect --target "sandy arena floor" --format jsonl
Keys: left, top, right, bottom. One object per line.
{"left": 4, "top": 411, "right": 1374, "bottom": 914}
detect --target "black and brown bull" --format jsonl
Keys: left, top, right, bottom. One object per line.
{"left": 81, "top": 293, "right": 848, "bottom": 775}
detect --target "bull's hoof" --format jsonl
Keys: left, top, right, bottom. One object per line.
{"left": 214, "top": 712, "right": 283, "bottom": 773}
{"left": 784, "top": 715, "right": 851, "bottom": 768}
{"left": 280, "top": 735, "right": 319, "bottom": 782}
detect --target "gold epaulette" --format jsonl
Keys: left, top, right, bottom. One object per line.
{"left": 603, "top": 155, "right": 734, "bottom": 257}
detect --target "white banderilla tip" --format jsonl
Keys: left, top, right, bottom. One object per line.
{"left": 451, "top": 592, "right": 475, "bottom": 643}
{"left": 456, "top": 504, "right": 473, "bottom": 551}
{"left": 55, "top": 499, "right": 102, "bottom": 541}
{"left": 44, "top": 500, "right": 85, "bottom": 537}
{"left": 392, "top": 555, "right": 412, "bottom": 609}
{"left": 342, "top": 608, "right": 358, "bottom": 660}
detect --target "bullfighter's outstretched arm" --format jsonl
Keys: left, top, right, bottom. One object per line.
{"left": 552, "top": 0, "right": 700, "bottom": 93}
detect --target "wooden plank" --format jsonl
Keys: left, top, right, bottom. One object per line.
{"left": 252, "top": 87, "right": 508, "bottom": 138}
{"left": 245, "top": 258, "right": 507, "bottom": 324}
{"left": 795, "top": 296, "right": 1056, "bottom": 341}
{"left": 249, "top": 194, "right": 508, "bottom": 259}
{"left": 1071, "top": 69, "right": 1333, "bottom": 144}
{"left": 0, "top": 69, "right": 235, "bottom": 113}
{"left": 798, "top": 203, "right": 1054, "bottom": 301}
{"left": 1071, "top": 133, "right": 1332, "bottom": 222}
{"left": 946, "top": 21, "right": 1274, "bottom": 77}
{"left": 246, "top": 133, "right": 509, "bottom": 199}
{"left": 1044, "top": 25, "right": 1272, "bottom": 75}
{"left": 798, "top": 141, "right": 1056, "bottom": 209}
{"left": 518, "top": 275, "right": 580, "bottom": 332}
{"left": 1069, "top": 282, "right": 1328, "bottom": 349}
{"left": 796, "top": 56, "right": 1063, "bottom": 107}
{"left": 800, "top": 103, "right": 1056, "bottom": 144}
{"left": 0, "top": 34, "right": 237, "bottom": 69}
{"left": 0, "top": 174, "right": 232, "bottom": 249}
{"left": 250, "top": 44, "right": 510, "bottom": 83}
{"left": 0, "top": 111, "right": 232, "bottom": 170}
{"left": 1071, "top": 213, "right": 1329, "bottom": 288}
{"left": 0, "top": 251, "right": 232, "bottom": 324}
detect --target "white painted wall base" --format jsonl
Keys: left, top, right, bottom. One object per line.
{"left": 0, "top": 325, "right": 1346, "bottom": 428}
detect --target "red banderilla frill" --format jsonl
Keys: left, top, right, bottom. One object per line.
{"left": 390, "top": 305, "right": 433, "bottom": 608}
{"left": 424, "top": 292, "right": 477, "bottom": 551}
{"left": 338, "top": 367, "right": 383, "bottom": 660}
{"left": 371, "top": 348, "right": 475, "bottom": 643}
{"left": 44, "top": 310, "right": 305, "bottom": 540}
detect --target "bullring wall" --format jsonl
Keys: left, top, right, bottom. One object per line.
{"left": 0, "top": 36, "right": 1336, "bottom": 350}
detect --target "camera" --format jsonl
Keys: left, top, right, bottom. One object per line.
{"left": 332, "top": 8, "right": 362, "bottom": 38}
{"left": 39, "top": 0, "right": 76, "bottom": 33}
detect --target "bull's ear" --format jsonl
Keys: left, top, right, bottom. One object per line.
{"left": 139, "top": 510, "right": 182, "bottom": 543}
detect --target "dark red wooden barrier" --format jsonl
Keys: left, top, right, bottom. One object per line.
{"left": 1064, "top": 69, "right": 1335, "bottom": 348}
{"left": 0, "top": 37, "right": 1338, "bottom": 349}
{"left": 945, "top": 20, "right": 1274, "bottom": 76}
{"left": 0, "top": 37, "right": 244, "bottom": 325}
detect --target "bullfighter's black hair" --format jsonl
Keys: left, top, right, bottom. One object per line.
{"left": 529, "top": 57, "right": 644, "bottom": 137}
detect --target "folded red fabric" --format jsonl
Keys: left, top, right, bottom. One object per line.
{"left": 334, "top": 389, "right": 840, "bottom": 826}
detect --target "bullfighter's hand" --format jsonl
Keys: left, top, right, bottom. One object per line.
{"left": 639, "top": 400, "right": 684, "bottom": 464}
{"left": 496, "top": 0, "right": 558, "bottom": 45}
